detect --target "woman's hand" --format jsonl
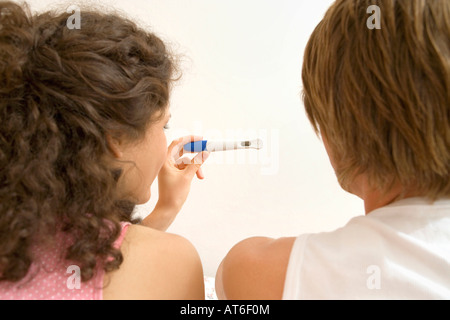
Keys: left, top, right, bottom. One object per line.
{"left": 142, "top": 136, "right": 210, "bottom": 231}
{"left": 158, "top": 135, "right": 210, "bottom": 210}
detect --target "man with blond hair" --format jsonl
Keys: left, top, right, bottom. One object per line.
{"left": 216, "top": 0, "right": 450, "bottom": 300}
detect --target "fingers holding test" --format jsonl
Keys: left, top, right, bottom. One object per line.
{"left": 196, "top": 167, "right": 204, "bottom": 180}
{"left": 168, "top": 135, "right": 204, "bottom": 161}
{"left": 167, "top": 136, "right": 210, "bottom": 179}
{"left": 186, "top": 151, "right": 210, "bottom": 178}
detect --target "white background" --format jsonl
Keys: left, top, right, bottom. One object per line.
{"left": 21, "top": 0, "right": 363, "bottom": 277}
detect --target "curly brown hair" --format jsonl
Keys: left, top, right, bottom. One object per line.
{"left": 0, "top": 1, "right": 178, "bottom": 282}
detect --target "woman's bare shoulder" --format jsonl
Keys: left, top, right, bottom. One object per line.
{"left": 103, "top": 224, "right": 204, "bottom": 300}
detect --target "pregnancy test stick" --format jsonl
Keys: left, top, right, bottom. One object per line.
{"left": 183, "top": 139, "right": 264, "bottom": 152}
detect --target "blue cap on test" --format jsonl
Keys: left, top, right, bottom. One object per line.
{"left": 184, "top": 140, "right": 208, "bottom": 152}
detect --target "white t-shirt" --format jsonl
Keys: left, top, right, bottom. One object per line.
{"left": 282, "top": 197, "right": 450, "bottom": 299}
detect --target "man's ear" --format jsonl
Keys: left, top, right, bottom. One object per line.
{"left": 105, "top": 133, "right": 124, "bottom": 159}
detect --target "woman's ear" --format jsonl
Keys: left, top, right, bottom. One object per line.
{"left": 105, "top": 133, "right": 124, "bottom": 159}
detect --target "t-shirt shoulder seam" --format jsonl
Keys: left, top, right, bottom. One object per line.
{"left": 282, "top": 233, "right": 311, "bottom": 300}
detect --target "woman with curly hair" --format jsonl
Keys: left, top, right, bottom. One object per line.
{"left": 0, "top": 1, "right": 209, "bottom": 299}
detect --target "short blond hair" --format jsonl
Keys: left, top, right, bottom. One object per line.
{"left": 302, "top": 0, "right": 450, "bottom": 200}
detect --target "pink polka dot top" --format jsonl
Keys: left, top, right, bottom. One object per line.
{"left": 0, "top": 222, "right": 130, "bottom": 300}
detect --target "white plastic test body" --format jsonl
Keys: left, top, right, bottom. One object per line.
{"left": 183, "top": 139, "right": 263, "bottom": 152}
